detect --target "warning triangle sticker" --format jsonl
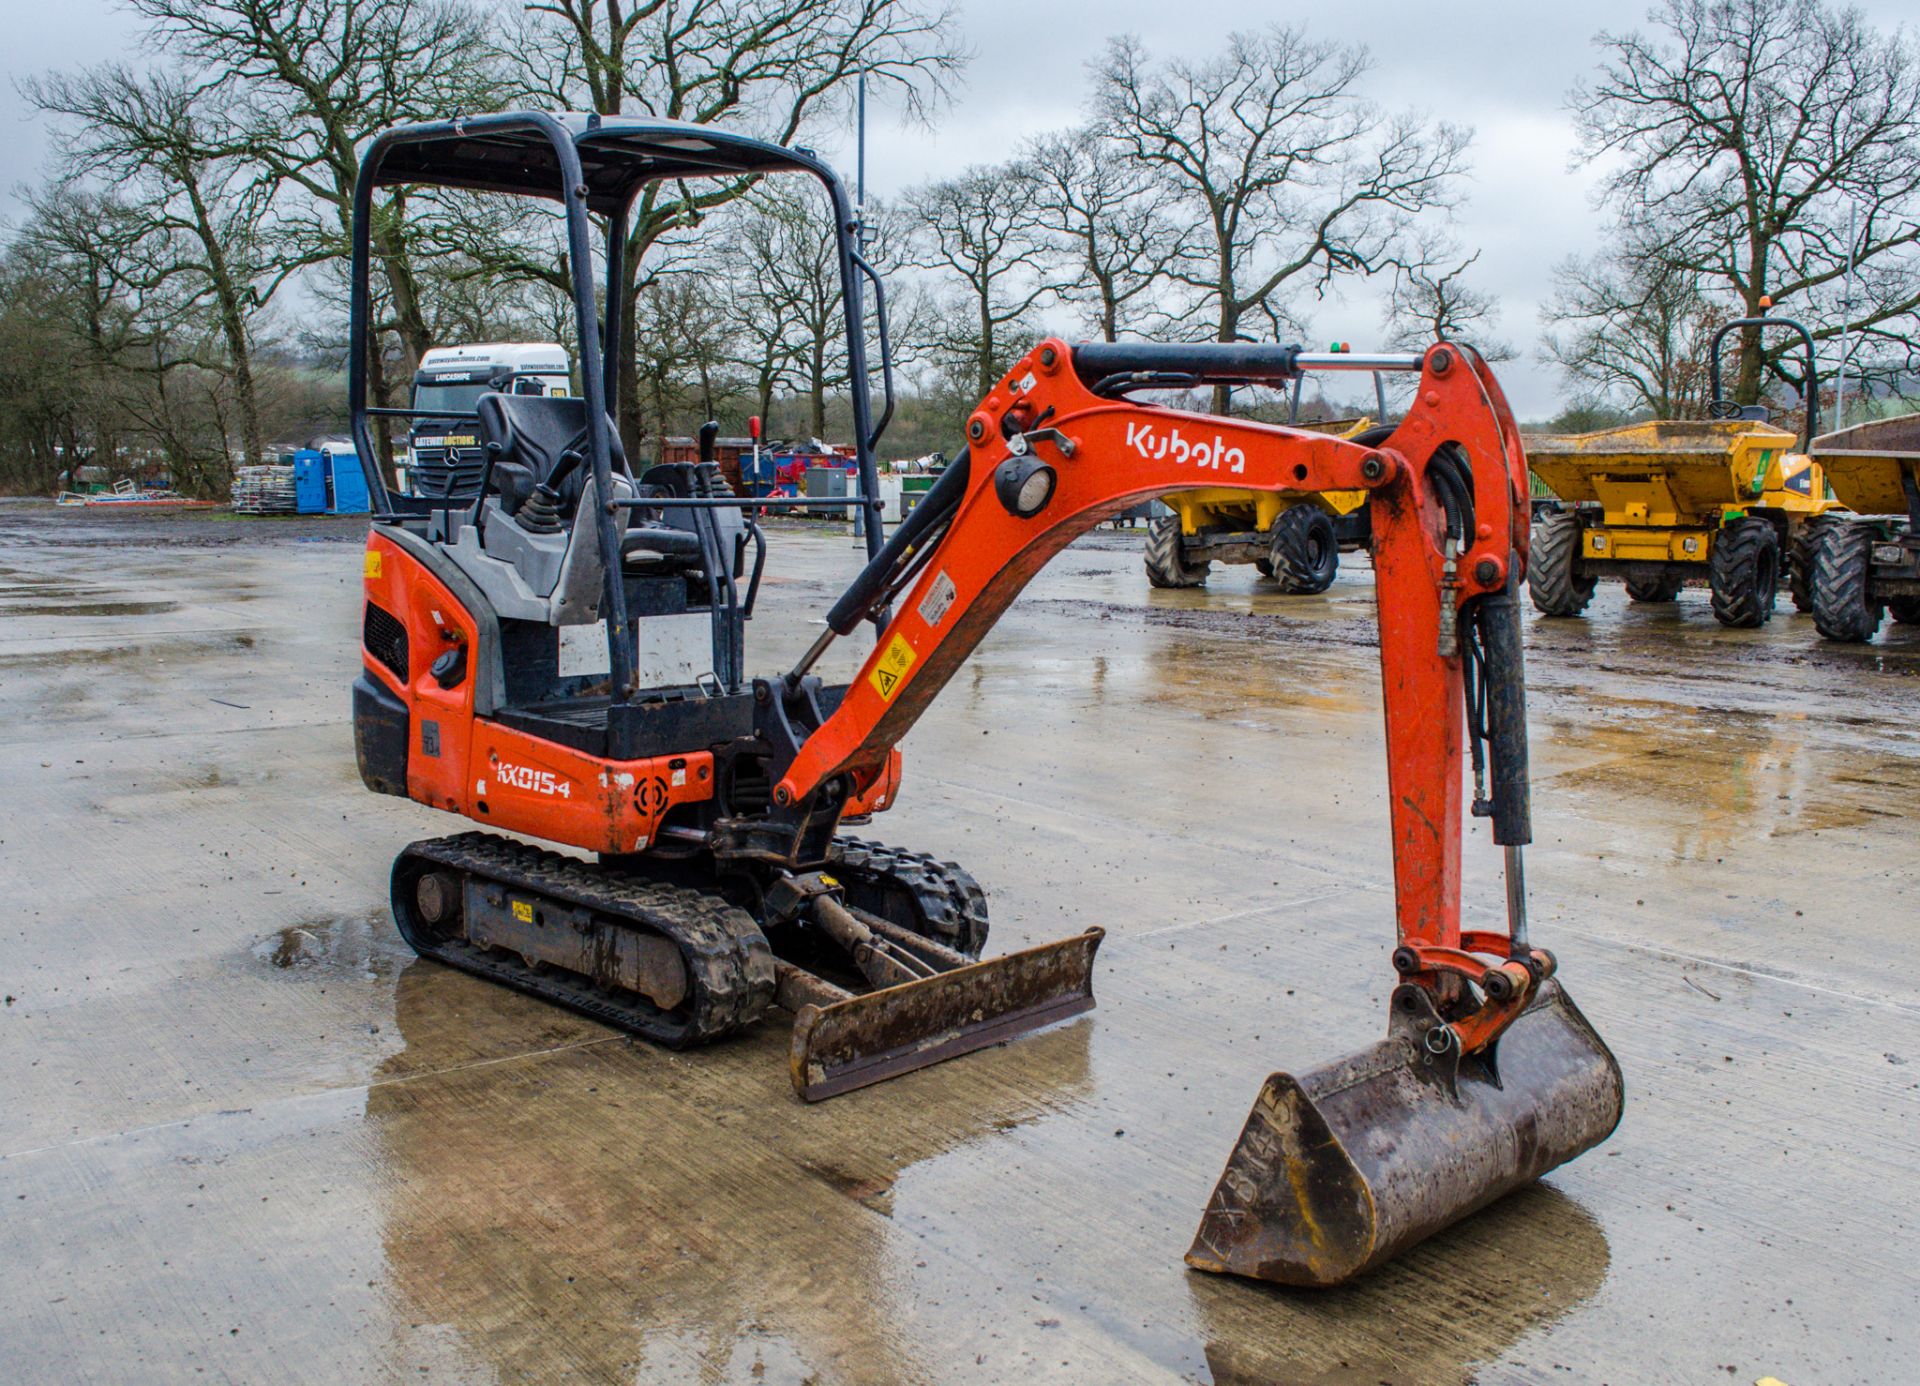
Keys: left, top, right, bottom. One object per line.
{"left": 875, "top": 669, "right": 898, "bottom": 695}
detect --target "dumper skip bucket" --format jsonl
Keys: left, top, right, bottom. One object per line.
{"left": 1187, "top": 979, "right": 1623, "bottom": 1287}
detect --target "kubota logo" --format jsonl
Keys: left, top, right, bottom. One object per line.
{"left": 1125, "top": 421, "right": 1247, "bottom": 474}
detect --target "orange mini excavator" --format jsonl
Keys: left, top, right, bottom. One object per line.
{"left": 348, "top": 114, "right": 1622, "bottom": 1287}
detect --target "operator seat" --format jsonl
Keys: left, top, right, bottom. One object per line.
{"left": 474, "top": 393, "right": 628, "bottom": 521}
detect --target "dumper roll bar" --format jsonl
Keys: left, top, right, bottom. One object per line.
{"left": 346, "top": 111, "right": 890, "bottom": 703}
{"left": 1709, "top": 315, "right": 1820, "bottom": 448}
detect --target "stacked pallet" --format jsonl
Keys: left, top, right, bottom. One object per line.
{"left": 231, "top": 464, "right": 298, "bottom": 514}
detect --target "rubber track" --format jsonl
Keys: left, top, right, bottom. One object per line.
{"left": 1268, "top": 505, "right": 1338, "bottom": 594}
{"left": 834, "top": 836, "right": 991, "bottom": 957}
{"left": 1708, "top": 517, "right": 1779, "bottom": 628}
{"left": 394, "top": 832, "right": 775, "bottom": 1047}
{"left": 1144, "top": 515, "right": 1208, "bottom": 588}
{"left": 1527, "top": 509, "right": 1595, "bottom": 617}
{"left": 1810, "top": 521, "right": 1882, "bottom": 643}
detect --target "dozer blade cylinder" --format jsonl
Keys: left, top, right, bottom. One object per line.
{"left": 1187, "top": 979, "right": 1623, "bottom": 1287}
{"left": 788, "top": 928, "right": 1104, "bottom": 1101}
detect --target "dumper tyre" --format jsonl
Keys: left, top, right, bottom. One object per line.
{"left": 1527, "top": 509, "right": 1595, "bottom": 617}
{"left": 1810, "top": 522, "right": 1882, "bottom": 643}
{"left": 1268, "top": 505, "right": 1339, "bottom": 594}
{"left": 1890, "top": 597, "right": 1920, "bottom": 626}
{"left": 1624, "top": 573, "right": 1684, "bottom": 603}
{"left": 1145, "top": 515, "right": 1209, "bottom": 588}
{"left": 1708, "top": 519, "right": 1780, "bottom": 628}
{"left": 1787, "top": 518, "right": 1836, "bottom": 613}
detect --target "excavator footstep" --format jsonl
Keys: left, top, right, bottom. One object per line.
{"left": 1186, "top": 978, "right": 1623, "bottom": 1287}
{"left": 789, "top": 928, "right": 1104, "bottom": 1101}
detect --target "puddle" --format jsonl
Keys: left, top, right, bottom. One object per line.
{"left": 1192, "top": 1183, "right": 1610, "bottom": 1385}
{"left": 0, "top": 631, "right": 259, "bottom": 674}
{"left": 359, "top": 962, "right": 1094, "bottom": 1383}
{"left": 253, "top": 911, "right": 399, "bottom": 979}
{"left": 0, "top": 600, "right": 179, "bottom": 617}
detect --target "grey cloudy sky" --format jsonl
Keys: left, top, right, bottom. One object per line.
{"left": 2, "top": 0, "right": 1913, "bottom": 417}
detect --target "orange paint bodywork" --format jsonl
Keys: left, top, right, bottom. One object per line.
{"left": 771, "top": 339, "right": 1537, "bottom": 1051}
{"left": 362, "top": 531, "right": 721, "bottom": 854}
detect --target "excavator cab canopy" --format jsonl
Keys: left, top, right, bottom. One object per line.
{"left": 346, "top": 111, "right": 890, "bottom": 539}
{"left": 345, "top": 111, "right": 893, "bottom": 704}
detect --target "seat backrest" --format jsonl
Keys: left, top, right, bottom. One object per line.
{"left": 474, "top": 393, "right": 628, "bottom": 513}
{"left": 641, "top": 462, "right": 746, "bottom": 578}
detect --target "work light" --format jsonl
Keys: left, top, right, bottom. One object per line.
{"left": 994, "top": 456, "right": 1057, "bottom": 518}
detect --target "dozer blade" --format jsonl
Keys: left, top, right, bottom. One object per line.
{"left": 1187, "top": 978, "right": 1623, "bottom": 1287}
{"left": 788, "top": 928, "right": 1104, "bottom": 1101}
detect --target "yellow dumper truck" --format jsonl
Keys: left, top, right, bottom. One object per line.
{"left": 1145, "top": 415, "right": 1383, "bottom": 593}
{"left": 1806, "top": 414, "right": 1920, "bottom": 642}
{"left": 1525, "top": 314, "right": 1842, "bottom": 628}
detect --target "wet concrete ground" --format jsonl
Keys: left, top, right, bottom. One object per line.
{"left": 1, "top": 499, "right": 1916, "bottom": 1384}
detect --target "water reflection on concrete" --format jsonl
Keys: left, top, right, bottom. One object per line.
{"left": 1194, "top": 1183, "right": 1609, "bottom": 1385}
{"left": 367, "top": 959, "right": 1094, "bottom": 1383}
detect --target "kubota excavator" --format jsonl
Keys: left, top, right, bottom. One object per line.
{"left": 347, "top": 113, "right": 1622, "bottom": 1287}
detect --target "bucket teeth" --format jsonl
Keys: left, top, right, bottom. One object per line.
{"left": 1187, "top": 979, "right": 1624, "bottom": 1286}
{"left": 788, "top": 928, "right": 1103, "bottom": 1100}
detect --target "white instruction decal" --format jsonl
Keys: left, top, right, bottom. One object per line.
{"left": 918, "top": 570, "right": 958, "bottom": 628}
{"left": 557, "top": 623, "right": 610, "bottom": 678}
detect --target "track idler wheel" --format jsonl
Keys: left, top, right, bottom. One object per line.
{"left": 1187, "top": 979, "right": 1623, "bottom": 1287}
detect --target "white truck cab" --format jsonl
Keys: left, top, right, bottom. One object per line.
{"left": 406, "top": 343, "right": 573, "bottom": 499}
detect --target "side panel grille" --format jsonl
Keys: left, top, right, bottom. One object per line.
{"left": 364, "top": 602, "right": 410, "bottom": 683}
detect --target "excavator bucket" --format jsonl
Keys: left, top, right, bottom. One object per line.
{"left": 1187, "top": 979, "right": 1623, "bottom": 1287}
{"left": 787, "top": 928, "right": 1103, "bottom": 1100}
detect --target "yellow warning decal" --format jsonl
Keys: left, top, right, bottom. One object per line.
{"left": 364, "top": 550, "right": 383, "bottom": 580}
{"left": 511, "top": 899, "right": 534, "bottom": 923}
{"left": 869, "top": 635, "right": 917, "bottom": 701}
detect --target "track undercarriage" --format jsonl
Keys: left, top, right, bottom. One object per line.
{"left": 391, "top": 831, "right": 1101, "bottom": 1098}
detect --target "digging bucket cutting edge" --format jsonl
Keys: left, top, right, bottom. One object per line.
{"left": 1186, "top": 978, "right": 1624, "bottom": 1287}
{"left": 789, "top": 927, "right": 1104, "bottom": 1100}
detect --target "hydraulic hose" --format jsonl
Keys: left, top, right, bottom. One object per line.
{"left": 823, "top": 450, "right": 971, "bottom": 636}
{"left": 1473, "top": 567, "right": 1532, "bottom": 848}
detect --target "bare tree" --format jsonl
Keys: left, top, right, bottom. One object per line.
{"left": 1024, "top": 125, "right": 1186, "bottom": 343}
{"left": 0, "top": 231, "right": 96, "bottom": 492}
{"left": 722, "top": 184, "right": 848, "bottom": 437}
{"left": 27, "top": 67, "right": 288, "bottom": 470}
{"left": 904, "top": 163, "right": 1052, "bottom": 399}
{"left": 1096, "top": 28, "right": 1471, "bottom": 410}
{"left": 1541, "top": 250, "right": 1721, "bottom": 419}
{"left": 126, "top": 0, "right": 509, "bottom": 466}
{"left": 10, "top": 183, "right": 262, "bottom": 495}
{"left": 1573, "top": 0, "right": 1920, "bottom": 404}
{"left": 513, "top": 0, "right": 965, "bottom": 455}
{"left": 1384, "top": 250, "right": 1513, "bottom": 360}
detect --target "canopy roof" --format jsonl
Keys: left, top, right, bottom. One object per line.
{"left": 367, "top": 113, "right": 830, "bottom": 214}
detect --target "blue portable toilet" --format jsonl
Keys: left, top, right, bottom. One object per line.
{"left": 292, "top": 449, "right": 329, "bottom": 513}
{"left": 324, "top": 450, "right": 370, "bottom": 514}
